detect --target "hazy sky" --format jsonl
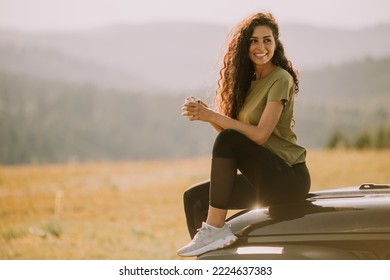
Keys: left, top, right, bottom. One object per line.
{"left": 1, "top": 0, "right": 389, "bottom": 32}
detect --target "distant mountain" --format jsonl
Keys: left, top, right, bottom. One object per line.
{"left": 0, "top": 44, "right": 150, "bottom": 92}
{"left": 281, "top": 24, "right": 390, "bottom": 69}
{"left": 300, "top": 57, "right": 390, "bottom": 100}
{"left": 0, "top": 22, "right": 390, "bottom": 93}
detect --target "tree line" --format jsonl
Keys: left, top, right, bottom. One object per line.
{"left": 1, "top": 56, "right": 389, "bottom": 165}
{"left": 0, "top": 71, "right": 215, "bottom": 165}
{"left": 327, "top": 125, "right": 390, "bottom": 150}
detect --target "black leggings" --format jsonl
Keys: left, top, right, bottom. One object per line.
{"left": 183, "top": 129, "right": 311, "bottom": 238}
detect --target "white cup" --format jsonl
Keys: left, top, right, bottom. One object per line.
{"left": 184, "top": 97, "right": 197, "bottom": 119}
{"left": 184, "top": 96, "right": 197, "bottom": 104}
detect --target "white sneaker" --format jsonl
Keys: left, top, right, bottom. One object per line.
{"left": 177, "top": 222, "right": 237, "bottom": 257}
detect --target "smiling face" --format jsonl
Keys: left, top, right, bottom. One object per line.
{"left": 248, "top": 25, "right": 276, "bottom": 71}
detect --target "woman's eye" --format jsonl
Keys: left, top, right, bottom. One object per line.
{"left": 249, "top": 38, "right": 258, "bottom": 44}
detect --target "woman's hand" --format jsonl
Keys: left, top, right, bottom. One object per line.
{"left": 182, "top": 97, "right": 214, "bottom": 122}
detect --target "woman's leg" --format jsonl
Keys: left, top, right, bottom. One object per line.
{"left": 178, "top": 130, "right": 260, "bottom": 256}
{"left": 183, "top": 174, "right": 258, "bottom": 238}
{"left": 183, "top": 180, "right": 209, "bottom": 238}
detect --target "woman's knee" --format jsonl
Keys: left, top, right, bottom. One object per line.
{"left": 183, "top": 180, "right": 209, "bottom": 206}
{"left": 213, "top": 129, "right": 246, "bottom": 158}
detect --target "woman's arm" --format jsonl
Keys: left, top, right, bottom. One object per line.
{"left": 184, "top": 100, "right": 284, "bottom": 145}
{"left": 209, "top": 122, "right": 224, "bottom": 133}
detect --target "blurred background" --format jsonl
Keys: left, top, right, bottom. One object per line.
{"left": 0, "top": 0, "right": 389, "bottom": 165}
{"left": 1, "top": 0, "right": 390, "bottom": 260}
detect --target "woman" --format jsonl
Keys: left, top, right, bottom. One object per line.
{"left": 178, "top": 12, "right": 311, "bottom": 257}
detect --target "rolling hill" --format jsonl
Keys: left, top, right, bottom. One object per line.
{"left": 1, "top": 22, "right": 390, "bottom": 93}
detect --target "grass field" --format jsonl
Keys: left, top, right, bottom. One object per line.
{"left": 0, "top": 150, "right": 389, "bottom": 260}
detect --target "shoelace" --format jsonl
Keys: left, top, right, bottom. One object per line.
{"left": 193, "top": 225, "right": 212, "bottom": 241}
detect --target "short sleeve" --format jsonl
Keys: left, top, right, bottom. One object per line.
{"left": 267, "top": 76, "right": 293, "bottom": 105}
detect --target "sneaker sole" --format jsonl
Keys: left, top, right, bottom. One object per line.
{"left": 178, "top": 235, "right": 237, "bottom": 257}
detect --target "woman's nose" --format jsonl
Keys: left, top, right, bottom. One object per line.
{"left": 255, "top": 41, "right": 265, "bottom": 50}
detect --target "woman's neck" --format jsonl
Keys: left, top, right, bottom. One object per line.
{"left": 254, "top": 63, "right": 276, "bottom": 80}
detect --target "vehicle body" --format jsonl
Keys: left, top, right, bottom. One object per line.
{"left": 198, "top": 183, "right": 390, "bottom": 260}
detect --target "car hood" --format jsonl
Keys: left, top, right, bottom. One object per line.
{"left": 227, "top": 186, "right": 390, "bottom": 236}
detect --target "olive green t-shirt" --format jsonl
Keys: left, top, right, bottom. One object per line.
{"left": 237, "top": 66, "right": 306, "bottom": 166}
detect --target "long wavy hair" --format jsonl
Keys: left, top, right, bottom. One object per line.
{"left": 216, "top": 12, "right": 299, "bottom": 119}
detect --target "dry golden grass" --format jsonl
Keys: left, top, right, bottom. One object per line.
{"left": 0, "top": 150, "right": 389, "bottom": 260}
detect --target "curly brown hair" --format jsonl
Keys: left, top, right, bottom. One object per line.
{"left": 216, "top": 12, "right": 299, "bottom": 119}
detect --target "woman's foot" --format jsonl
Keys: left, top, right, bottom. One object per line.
{"left": 177, "top": 222, "right": 237, "bottom": 257}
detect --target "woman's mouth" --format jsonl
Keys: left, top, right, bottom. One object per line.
{"left": 254, "top": 53, "right": 267, "bottom": 58}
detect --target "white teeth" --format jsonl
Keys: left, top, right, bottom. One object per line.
{"left": 255, "top": 53, "right": 267, "bottom": 57}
